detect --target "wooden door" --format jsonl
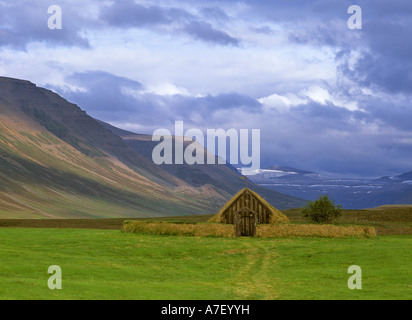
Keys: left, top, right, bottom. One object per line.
{"left": 234, "top": 207, "right": 257, "bottom": 237}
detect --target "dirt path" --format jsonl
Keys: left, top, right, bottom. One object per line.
{"left": 231, "top": 240, "right": 280, "bottom": 299}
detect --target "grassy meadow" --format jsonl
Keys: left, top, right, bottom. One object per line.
{"left": 0, "top": 227, "right": 410, "bottom": 300}
{"left": 1, "top": 206, "right": 411, "bottom": 300}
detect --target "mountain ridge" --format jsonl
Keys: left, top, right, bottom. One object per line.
{"left": 99, "top": 120, "right": 303, "bottom": 208}
{"left": 0, "top": 76, "right": 304, "bottom": 218}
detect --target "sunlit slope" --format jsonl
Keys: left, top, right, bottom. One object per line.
{"left": 0, "top": 76, "right": 304, "bottom": 218}
{"left": 0, "top": 77, "right": 227, "bottom": 218}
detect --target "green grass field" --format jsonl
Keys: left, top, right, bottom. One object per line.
{"left": 0, "top": 228, "right": 410, "bottom": 300}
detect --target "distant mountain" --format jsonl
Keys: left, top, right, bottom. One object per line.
{"left": 246, "top": 165, "right": 412, "bottom": 209}
{"left": 394, "top": 171, "right": 412, "bottom": 181}
{"left": 0, "top": 76, "right": 304, "bottom": 218}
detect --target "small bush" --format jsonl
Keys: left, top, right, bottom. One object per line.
{"left": 303, "top": 194, "right": 343, "bottom": 224}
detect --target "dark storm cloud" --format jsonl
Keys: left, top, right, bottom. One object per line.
{"left": 99, "top": 1, "right": 190, "bottom": 28}
{"left": 98, "top": 0, "right": 239, "bottom": 46}
{"left": 345, "top": 51, "right": 412, "bottom": 95}
{"left": 67, "top": 71, "right": 143, "bottom": 89}
{"left": 57, "top": 71, "right": 258, "bottom": 126}
{"left": 182, "top": 21, "right": 239, "bottom": 46}
{"left": 250, "top": 25, "right": 274, "bottom": 35}
{"left": 360, "top": 96, "right": 412, "bottom": 132}
{"left": 294, "top": 102, "right": 354, "bottom": 128}
{"left": 191, "top": 0, "right": 351, "bottom": 22}
{"left": 341, "top": 17, "right": 412, "bottom": 95}
{"left": 199, "top": 7, "right": 230, "bottom": 22}
{"left": 57, "top": 71, "right": 144, "bottom": 122}
{"left": 0, "top": 2, "right": 89, "bottom": 49}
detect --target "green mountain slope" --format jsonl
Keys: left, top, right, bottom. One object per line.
{"left": 0, "top": 76, "right": 304, "bottom": 218}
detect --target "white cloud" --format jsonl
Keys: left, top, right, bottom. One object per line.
{"left": 259, "top": 85, "right": 359, "bottom": 112}
{"left": 143, "top": 83, "right": 190, "bottom": 96}
{"left": 258, "top": 92, "right": 306, "bottom": 111}
{"left": 300, "top": 85, "right": 330, "bottom": 105}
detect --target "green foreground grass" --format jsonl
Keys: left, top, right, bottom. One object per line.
{"left": 0, "top": 228, "right": 410, "bottom": 300}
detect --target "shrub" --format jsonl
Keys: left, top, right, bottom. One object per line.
{"left": 303, "top": 194, "right": 343, "bottom": 224}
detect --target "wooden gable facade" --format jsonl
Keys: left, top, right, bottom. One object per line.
{"left": 209, "top": 188, "right": 289, "bottom": 237}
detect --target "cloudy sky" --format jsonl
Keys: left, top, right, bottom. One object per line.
{"left": 1, "top": 0, "right": 411, "bottom": 177}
